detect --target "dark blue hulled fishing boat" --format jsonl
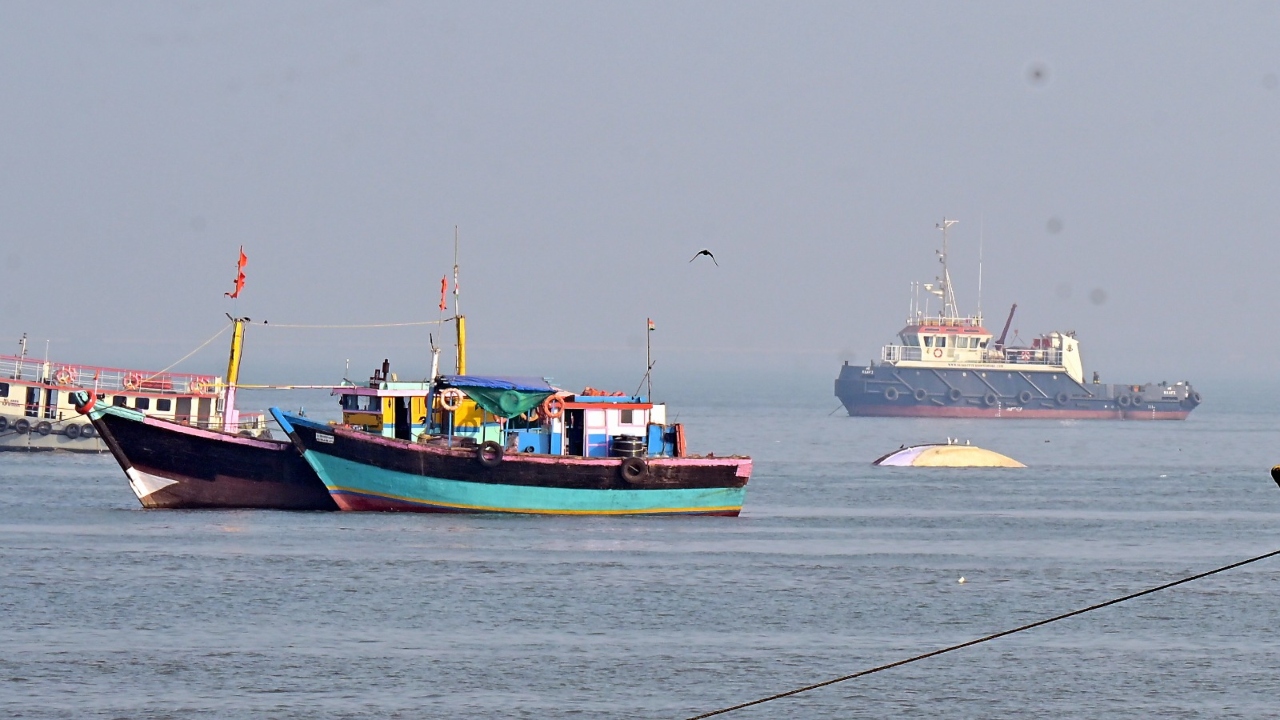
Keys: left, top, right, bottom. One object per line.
{"left": 271, "top": 371, "right": 751, "bottom": 516}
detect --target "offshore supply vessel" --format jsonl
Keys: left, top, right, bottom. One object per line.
{"left": 834, "top": 219, "right": 1201, "bottom": 420}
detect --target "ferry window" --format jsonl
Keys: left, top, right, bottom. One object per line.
{"left": 157, "top": 399, "right": 172, "bottom": 412}
{"left": 113, "top": 396, "right": 127, "bottom": 407}
{"left": 621, "top": 409, "right": 634, "bottom": 424}
{"left": 956, "top": 337, "right": 967, "bottom": 349}
{"left": 0, "top": 382, "right": 7, "bottom": 397}
{"left": 364, "top": 396, "right": 381, "bottom": 412}
{"left": 923, "top": 336, "right": 934, "bottom": 347}
{"left": 936, "top": 336, "right": 947, "bottom": 348}
{"left": 979, "top": 339, "right": 989, "bottom": 348}
{"left": 134, "top": 397, "right": 150, "bottom": 410}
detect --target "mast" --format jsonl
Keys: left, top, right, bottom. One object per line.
{"left": 646, "top": 318, "right": 652, "bottom": 401}
{"left": 936, "top": 218, "right": 959, "bottom": 319}
{"left": 222, "top": 316, "right": 246, "bottom": 432}
{"left": 453, "top": 226, "right": 466, "bottom": 375}
{"left": 977, "top": 215, "right": 984, "bottom": 324}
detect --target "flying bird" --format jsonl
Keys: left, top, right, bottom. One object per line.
{"left": 689, "top": 249, "right": 718, "bottom": 266}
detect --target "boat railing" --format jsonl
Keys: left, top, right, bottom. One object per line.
{"left": 0, "top": 354, "right": 218, "bottom": 395}
{"left": 881, "top": 345, "right": 1064, "bottom": 366}
{"left": 905, "top": 315, "right": 984, "bottom": 328}
{"left": 882, "top": 345, "right": 923, "bottom": 362}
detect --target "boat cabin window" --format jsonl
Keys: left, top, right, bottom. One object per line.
{"left": 923, "top": 336, "right": 934, "bottom": 347}
{"left": 340, "top": 394, "right": 381, "bottom": 412}
{"left": 134, "top": 397, "right": 150, "bottom": 410}
{"left": 113, "top": 396, "right": 127, "bottom": 407}
{"left": 157, "top": 399, "right": 172, "bottom": 412}
{"left": 956, "top": 337, "right": 969, "bottom": 349}
{"left": 0, "top": 382, "right": 7, "bottom": 397}
{"left": 620, "top": 409, "right": 634, "bottom": 424}
{"left": 935, "top": 336, "right": 947, "bottom": 348}
{"left": 899, "top": 334, "right": 919, "bottom": 347}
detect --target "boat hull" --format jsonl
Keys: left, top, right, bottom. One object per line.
{"left": 835, "top": 363, "right": 1199, "bottom": 420}
{"left": 274, "top": 411, "right": 750, "bottom": 516}
{"left": 89, "top": 406, "right": 336, "bottom": 510}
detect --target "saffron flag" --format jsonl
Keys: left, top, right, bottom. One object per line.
{"left": 225, "top": 246, "right": 247, "bottom": 298}
{"left": 439, "top": 276, "right": 448, "bottom": 312}
{"left": 647, "top": 318, "right": 655, "bottom": 331}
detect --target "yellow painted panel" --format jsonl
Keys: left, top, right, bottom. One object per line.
{"left": 913, "top": 446, "right": 1025, "bottom": 468}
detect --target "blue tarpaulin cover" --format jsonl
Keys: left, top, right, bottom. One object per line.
{"left": 438, "top": 375, "right": 556, "bottom": 418}
{"left": 438, "top": 375, "right": 554, "bottom": 392}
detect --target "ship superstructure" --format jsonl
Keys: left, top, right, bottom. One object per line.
{"left": 834, "top": 219, "right": 1200, "bottom": 419}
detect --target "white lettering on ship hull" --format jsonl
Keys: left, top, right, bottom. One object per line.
{"left": 125, "top": 467, "right": 178, "bottom": 500}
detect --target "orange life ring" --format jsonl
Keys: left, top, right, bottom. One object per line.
{"left": 75, "top": 392, "right": 96, "bottom": 415}
{"left": 123, "top": 372, "right": 143, "bottom": 390}
{"left": 439, "top": 388, "right": 463, "bottom": 411}
{"left": 933, "top": 348, "right": 943, "bottom": 358}
{"left": 190, "top": 378, "right": 208, "bottom": 394}
{"left": 54, "top": 367, "right": 76, "bottom": 385}
{"left": 540, "top": 395, "right": 564, "bottom": 419}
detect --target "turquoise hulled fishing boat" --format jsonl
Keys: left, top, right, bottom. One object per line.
{"left": 271, "top": 371, "right": 750, "bottom": 516}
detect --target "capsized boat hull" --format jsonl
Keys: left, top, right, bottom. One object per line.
{"left": 273, "top": 410, "right": 750, "bottom": 516}
{"left": 89, "top": 405, "right": 336, "bottom": 510}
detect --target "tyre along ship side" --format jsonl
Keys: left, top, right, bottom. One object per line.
{"left": 835, "top": 218, "right": 1200, "bottom": 420}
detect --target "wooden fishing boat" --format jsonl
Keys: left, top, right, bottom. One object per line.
{"left": 271, "top": 372, "right": 751, "bottom": 516}
{"left": 71, "top": 318, "right": 336, "bottom": 510}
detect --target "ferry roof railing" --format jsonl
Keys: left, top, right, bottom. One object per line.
{"left": 0, "top": 353, "right": 219, "bottom": 395}
{"left": 904, "top": 315, "right": 987, "bottom": 329}
{"left": 881, "top": 344, "right": 1063, "bottom": 367}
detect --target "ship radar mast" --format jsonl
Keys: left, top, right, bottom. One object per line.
{"left": 936, "top": 218, "right": 960, "bottom": 319}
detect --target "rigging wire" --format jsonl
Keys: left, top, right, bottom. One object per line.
{"left": 248, "top": 320, "right": 450, "bottom": 329}
{"left": 142, "top": 323, "right": 232, "bottom": 382}
{"left": 685, "top": 547, "right": 1280, "bottom": 719}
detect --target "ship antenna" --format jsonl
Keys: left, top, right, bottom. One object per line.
{"left": 977, "top": 214, "right": 984, "bottom": 324}
{"left": 936, "top": 218, "right": 959, "bottom": 318}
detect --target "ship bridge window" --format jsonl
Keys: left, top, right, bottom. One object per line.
{"left": 956, "top": 337, "right": 968, "bottom": 349}
{"left": 0, "top": 382, "right": 7, "bottom": 397}
{"left": 900, "top": 334, "right": 919, "bottom": 347}
{"left": 923, "top": 336, "right": 934, "bottom": 347}
{"left": 935, "top": 336, "right": 947, "bottom": 348}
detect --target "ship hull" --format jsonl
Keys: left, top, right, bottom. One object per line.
{"left": 88, "top": 405, "right": 336, "bottom": 510}
{"left": 274, "top": 410, "right": 750, "bottom": 516}
{"left": 835, "top": 363, "right": 1199, "bottom": 420}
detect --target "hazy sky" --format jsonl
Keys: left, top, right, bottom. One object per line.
{"left": 2, "top": 2, "right": 1277, "bottom": 391}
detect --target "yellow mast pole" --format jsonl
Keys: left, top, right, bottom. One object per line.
{"left": 222, "top": 315, "right": 246, "bottom": 431}
{"left": 453, "top": 226, "right": 466, "bottom": 375}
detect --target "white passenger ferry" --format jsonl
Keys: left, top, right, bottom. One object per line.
{"left": 0, "top": 334, "right": 267, "bottom": 452}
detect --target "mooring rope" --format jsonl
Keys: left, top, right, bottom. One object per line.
{"left": 686, "top": 548, "right": 1280, "bottom": 719}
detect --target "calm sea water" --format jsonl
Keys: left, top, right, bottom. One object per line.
{"left": 3, "top": 389, "right": 1280, "bottom": 718}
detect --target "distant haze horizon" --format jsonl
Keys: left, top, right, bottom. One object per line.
{"left": 3, "top": 3, "right": 1276, "bottom": 392}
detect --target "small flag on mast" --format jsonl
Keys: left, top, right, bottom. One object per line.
{"left": 439, "top": 276, "right": 448, "bottom": 312}
{"left": 647, "top": 318, "right": 655, "bottom": 331}
{"left": 225, "top": 246, "right": 247, "bottom": 298}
